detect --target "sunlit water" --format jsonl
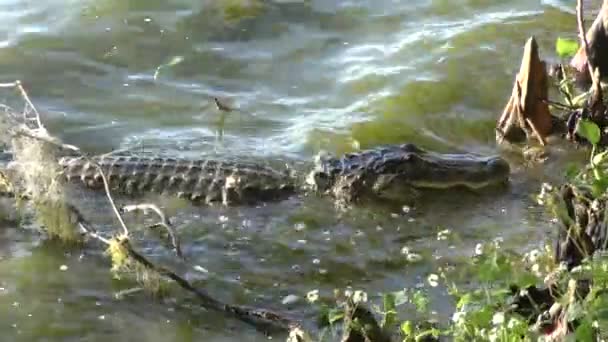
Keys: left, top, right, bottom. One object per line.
{"left": 0, "top": 0, "right": 595, "bottom": 340}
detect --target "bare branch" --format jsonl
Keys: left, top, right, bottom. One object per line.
{"left": 0, "top": 80, "right": 46, "bottom": 131}
{"left": 577, "top": 0, "right": 592, "bottom": 75}
{"left": 122, "top": 203, "right": 183, "bottom": 258}
{"left": 0, "top": 79, "right": 300, "bottom": 337}
{"left": 10, "top": 126, "right": 81, "bottom": 153}
{"left": 577, "top": 0, "right": 605, "bottom": 119}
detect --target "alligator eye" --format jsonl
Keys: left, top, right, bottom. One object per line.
{"left": 400, "top": 143, "right": 419, "bottom": 153}
{"left": 486, "top": 158, "right": 510, "bottom": 175}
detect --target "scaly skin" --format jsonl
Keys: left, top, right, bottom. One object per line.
{"left": 58, "top": 155, "right": 298, "bottom": 205}
{"left": 54, "top": 143, "right": 510, "bottom": 205}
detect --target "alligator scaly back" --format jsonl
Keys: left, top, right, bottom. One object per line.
{"left": 58, "top": 155, "right": 299, "bottom": 205}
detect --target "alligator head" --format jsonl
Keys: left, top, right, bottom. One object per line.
{"left": 306, "top": 143, "right": 510, "bottom": 203}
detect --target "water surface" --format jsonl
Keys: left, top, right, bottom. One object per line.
{"left": 0, "top": 0, "right": 592, "bottom": 340}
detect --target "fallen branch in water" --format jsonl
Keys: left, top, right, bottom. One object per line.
{"left": 75, "top": 212, "right": 297, "bottom": 334}
{"left": 121, "top": 203, "right": 183, "bottom": 259}
{"left": 0, "top": 80, "right": 302, "bottom": 338}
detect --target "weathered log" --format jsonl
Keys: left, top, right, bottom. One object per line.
{"left": 496, "top": 37, "right": 553, "bottom": 145}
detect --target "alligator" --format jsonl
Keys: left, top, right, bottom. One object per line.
{"left": 28, "top": 143, "right": 512, "bottom": 206}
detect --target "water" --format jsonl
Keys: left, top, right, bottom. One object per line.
{"left": 0, "top": 0, "right": 595, "bottom": 340}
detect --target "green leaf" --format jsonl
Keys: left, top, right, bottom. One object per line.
{"left": 576, "top": 119, "right": 601, "bottom": 145}
{"left": 565, "top": 163, "right": 582, "bottom": 180}
{"left": 392, "top": 289, "right": 409, "bottom": 306}
{"left": 328, "top": 308, "right": 344, "bottom": 324}
{"left": 556, "top": 37, "right": 579, "bottom": 58}
{"left": 591, "top": 177, "right": 608, "bottom": 197}
{"left": 574, "top": 318, "right": 594, "bottom": 341}
{"left": 593, "top": 150, "right": 608, "bottom": 166}
{"left": 456, "top": 293, "right": 472, "bottom": 309}
{"left": 400, "top": 320, "right": 413, "bottom": 337}
{"left": 412, "top": 290, "right": 430, "bottom": 313}
{"left": 382, "top": 293, "right": 397, "bottom": 329}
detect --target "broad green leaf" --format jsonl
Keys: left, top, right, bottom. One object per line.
{"left": 574, "top": 318, "right": 594, "bottom": 341}
{"left": 593, "top": 150, "right": 608, "bottom": 166}
{"left": 576, "top": 119, "right": 601, "bottom": 145}
{"left": 514, "top": 271, "right": 540, "bottom": 289}
{"left": 328, "top": 308, "right": 344, "bottom": 324}
{"left": 456, "top": 293, "right": 472, "bottom": 309}
{"left": 565, "top": 163, "right": 581, "bottom": 180}
{"left": 591, "top": 177, "right": 608, "bottom": 197}
{"left": 381, "top": 293, "right": 397, "bottom": 329}
{"left": 556, "top": 37, "right": 579, "bottom": 58}
{"left": 392, "top": 289, "right": 409, "bottom": 306}
{"left": 412, "top": 290, "right": 429, "bottom": 313}
{"left": 400, "top": 320, "right": 413, "bottom": 337}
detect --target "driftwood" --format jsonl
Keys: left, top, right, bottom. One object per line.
{"left": 496, "top": 37, "right": 553, "bottom": 146}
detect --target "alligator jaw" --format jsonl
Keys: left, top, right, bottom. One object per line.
{"left": 307, "top": 144, "right": 510, "bottom": 202}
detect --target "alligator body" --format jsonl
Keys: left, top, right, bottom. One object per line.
{"left": 59, "top": 155, "right": 298, "bottom": 205}
{"left": 55, "top": 143, "right": 511, "bottom": 205}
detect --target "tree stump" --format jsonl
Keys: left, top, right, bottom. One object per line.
{"left": 496, "top": 36, "right": 553, "bottom": 146}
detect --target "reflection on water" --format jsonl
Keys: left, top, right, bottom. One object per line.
{"left": 0, "top": 0, "right": 589, "bottom": 340}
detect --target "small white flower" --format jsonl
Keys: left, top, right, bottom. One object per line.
{"left": 475, "top": 243, "right": 484, "bottom": 256}
{"left": 406, "top": 253, "right": 423, "bottom": 263}
{"left": 287, "top": 327, "right": 312, "bottom": 342}
{"left": 352, "top": 290, "right": 368, "bottom": 304}
{"left": 493, "top": 237, "right": 503, "bottom": 248}
{"left": 528, "top": 249, "right": 540, "bottom": 263}
{"left": 531, "top": 263, "right": 541, "bottom": 276}
{"left": 507, "top": 318, "right": 520, "bottom": 329}
{"left": 427, "top": 274, "right": 439, "bottom": 287}
{"left": 492, "top": 312, "right": 505, "bottom": 326}
{"left": 437, "top": 229, "right": 451, "bottom": 240}
{"left": 306, "top": 289, "right": 319, "bottom": 304}
{"left": 344, "top": 288, "right": 353, "bottom": 298}
{"left": 488, "top": 329, "right": 498, "bottom": 342}
{"left": 452, "top": 311, "right": 465, "bottom": 325}
{"left": 400, "top": 246, "right": 410, "bottom": 255}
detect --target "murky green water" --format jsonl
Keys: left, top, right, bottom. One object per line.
{"left": 0, "top": 0, "right": 595, "bottom": 340}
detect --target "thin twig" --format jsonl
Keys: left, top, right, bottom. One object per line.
{"left": 122, "top": 203, "right": 183, "bottom": 258}
{"left": 73, "top": 204, "right": 294, "bottom": 333}
{"left": 10, "top": 126, "right": 80, "bottom": 152}
{"left": 91, "top": 161, "right": 130, "bottom": 237}
{"left": 542, "top": 99, "right": 574, "bottom": 111}
{"left": 577, "top": 0, "right": 604, "bottom": 117}
{"left": 1, "top": 81, "right": 299, "bottom": 336}
{"left": 576, "top": 0, "right": 595, "bottom": 80}
{"left": 0, "top": 81, "right": 45, "bottom": 131}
